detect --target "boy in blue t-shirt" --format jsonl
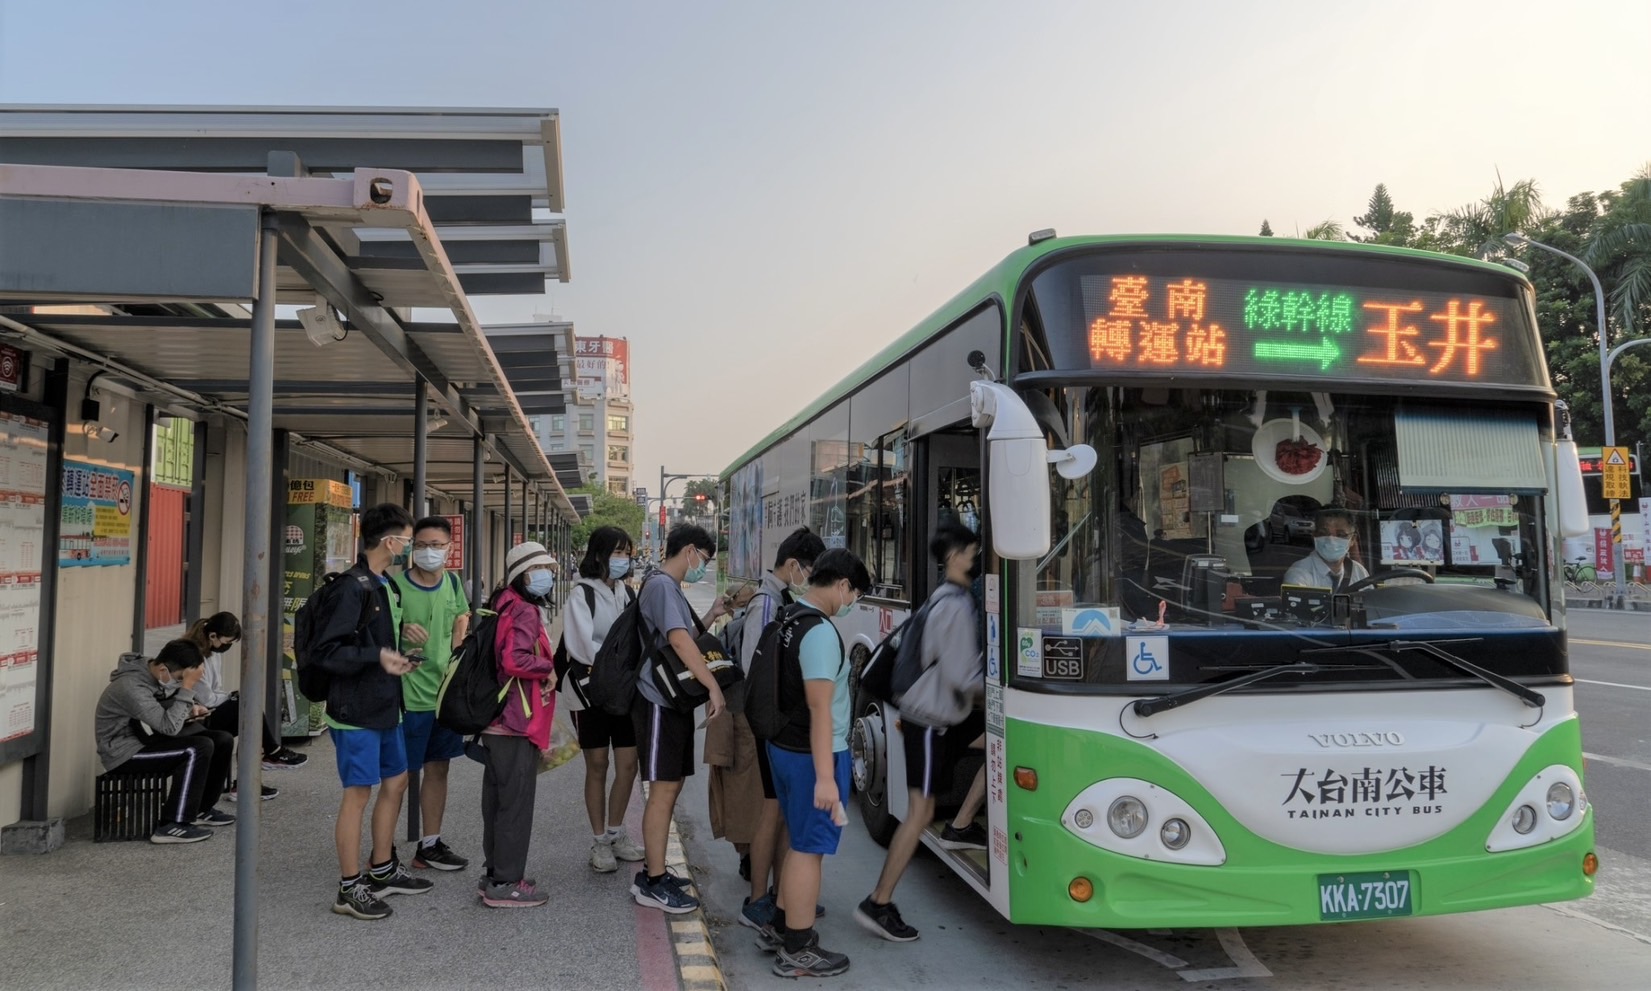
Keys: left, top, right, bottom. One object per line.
{"left": 392, "top": 516, "right": 472, "bottom": 872}
{"left": 765, "top": 548, "right": 872, "bottom": 980}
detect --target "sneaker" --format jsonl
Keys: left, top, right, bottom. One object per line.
{"left": 630, "top": 870, "right": 700, "bottom": 914}
{"left": 412, "top": 839, "right": 469, "bottom": 872}
{"left": 753, "top": 924, "right": 784, "bottom": 954}
{"left": 740, "top": 892, "right": 777, "bottom": 930}
{"left": 333, "top": 881, "right": 392, "bottom": 921}
{"left": 854, "top": 896, "right": 919, "bottom": 942}
{"left": 262, "top": 747, "right": 308, "bottom": 770}
{"left": 150, "top": 821, "right": 212, "bottom": 844}
{"left": 939, "top": 821, "right": 988, "bottom": 851}
{"left": 224, "top": 785, "right": 279, "bottom": 803}
{"left": 590, "top": 839, "right": 618, "bottom": 873}
{"left": 482, "top": 879, "right": 549, "bottom": 908}
{"left": 367, "top": 855, "right": 434, "bottom": 897}
{"left": 192, "top": 807, "right": 237, "bottom": 827}
{"left": 477, "top": 873, "right": 536, "bottom": 894}
{"left": 773, "top": 932, "right": 851, "bottom": 979}
{"left": 610, "top": 833, "right": 645, "bottom": 863}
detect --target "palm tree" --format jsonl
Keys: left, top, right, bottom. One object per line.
{"left": 1582, "top": 165, "right": 1651, "bottom": 334}
{"left": 1301, "top": 220, "right": 1345, "bottom": 241}
{"left": 1447, "top": 171, "right": 1549, "bottom": 259}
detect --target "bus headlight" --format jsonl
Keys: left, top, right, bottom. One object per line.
{"left": 1160, "top": 818, "right": 1191, "bottom": 850}
{"left": 1512, "top": 805, "right": 1538, "bottom": 834}
{"left": 1546, "top": 782, "right": 1575, "bottom": 821}
{"left": 1108, "top": 797, "right": 1148, "bottom": 839}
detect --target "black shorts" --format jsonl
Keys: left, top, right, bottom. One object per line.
{"left": 630, "top": 695, "right": 695, "bottom": 783}
{"left": 902, "top": 710, "right": 986, "bottom": 799}
{"left": 571, "top": 705, "right": 637, "bottom": 751}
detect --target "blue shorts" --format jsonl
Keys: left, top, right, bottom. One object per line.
{"left": 331, "top": 725, "right": 408, "bottom": 788}
{"left": 767, "top": 744, "right": 852, "bottom": 856}
{"left": 402, "top": 710, "right": 464, "bottom": 770}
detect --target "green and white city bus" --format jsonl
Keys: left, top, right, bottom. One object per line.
{"left": 720, "top": 233, "right": 1597, "bottom": 928}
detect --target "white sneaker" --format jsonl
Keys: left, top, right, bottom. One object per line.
{"left": 610, "top": 833, "right": 645, "bottom": 863}
{"left": 590, "top": 839, "right": 618, "bottom": 873}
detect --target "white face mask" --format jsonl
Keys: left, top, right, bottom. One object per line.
{"left": 412, "top": 548, "right": 446, "bottom": 572}
{"left": 1315, "top": 535, "right": 1351, "bottom": 564}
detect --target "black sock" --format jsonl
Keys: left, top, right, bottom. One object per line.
{"left": 368, "top": 858, "right": 393, "bottom": 876}
{"left": 647, "top": 872, "right": 667, "bottom": 886}
{"left": 340, "top": 873, "right": 361, "bottom": 888}
{"left": 773, "top": 915, "right": 789, "bottom": 936}
{"left": 781, "top": 926, "right": 814, "bottom": 954}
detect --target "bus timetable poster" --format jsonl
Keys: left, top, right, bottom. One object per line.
{"left": 59, "top": 460, "right": 135, "bottom": 567}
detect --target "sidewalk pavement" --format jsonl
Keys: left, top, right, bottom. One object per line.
{"left": 0, "top": 604, "right": 695, "bottom": 991}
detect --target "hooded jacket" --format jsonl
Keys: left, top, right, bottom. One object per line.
{"left": 896, "top": 581, "right": 984, "bottom": 730}
{"left": 309, "top": 557, "right": 403, "bottom": 730}
{"left": 485, "top": 584, "right": 556, "bottom": 750}
{"left": 94, "top": 653, "right": 197, "bottom": 771}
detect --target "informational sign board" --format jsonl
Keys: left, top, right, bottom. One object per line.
{"left": 1601, "top": 446, "right": 1632, "bottom": 501}
{"left": 441, "top": 514, "right": 466, "bottom": 571}
{"left": 59, "top": 460, "right": 134, "bottom": 567}
{"left": 0, "top": 400, "right": 54, "bottom": 765}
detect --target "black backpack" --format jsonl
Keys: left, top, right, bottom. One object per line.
{"left": 555, "top": 582, "right": 635, "bottom": 708}
{"left": 858, "top": 599, "right": 932, "bottom": 705}
{"left": 743, "top": 603, "right": 832, "bottom": 743}
{"left": 584, "top": 578, "right": 655, "bottom": 717}
{"left": 293, "top": 571, "right": 383, "bottom": 702}
{"left": 436, "top": 608, "right": 507, "bottom": 735}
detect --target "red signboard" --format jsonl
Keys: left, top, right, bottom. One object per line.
{"left": 441, "top": 515, "right": 466, "bottom": 571}
{"left": 0, "top": 345, "right": 23, "bottom": 392}
{"left": 1594, "top": 527, "right": 1614, "bottom": 574}
{"left": 659, "top": 506, "right": 667, "bottom": 528}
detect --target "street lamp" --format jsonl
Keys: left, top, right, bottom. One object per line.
{"left": 1503, "top": 232, "right": 1628, "bottom": 607}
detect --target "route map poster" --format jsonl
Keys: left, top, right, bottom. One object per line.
{"left": 59, "top": 460, "right": 135, "bottom": 567}
{"left": 0, "top": 409, "right": 49, "bottom": 746}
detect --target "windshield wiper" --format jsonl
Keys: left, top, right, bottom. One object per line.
{"left": 1383, "top": 638, "right": 1545, "bottom": 709}
{"left": 1132, "top": 662, "right": 1324, "bottom": 718}
{"left": 1299, "top": 644, "right": 1419, "bottom": 680}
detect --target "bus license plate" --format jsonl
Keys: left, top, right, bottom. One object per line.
{"left": 1317, "top": 871, "right": 1413, "bottom": 921}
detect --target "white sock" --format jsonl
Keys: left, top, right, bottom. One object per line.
{"left": 594, "top": 832, "right": 612, "bottom": 844}
{"left": 421, "top": 834, "right": 440, "bottom": 848}
{"left": 606, "top": 826, "right": 625, "bottom": 840}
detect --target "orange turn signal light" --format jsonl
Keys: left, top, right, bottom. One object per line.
{"left": 1583, "top": 852, "right": 1599, "bottom": 877}
{"left": 1014, "top": 767, "right": 1038, "bottom": 791}
{"left": 1068, "top": 877, "right": 1094, "bottom": 902}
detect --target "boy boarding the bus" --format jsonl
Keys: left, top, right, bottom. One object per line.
{"left": 858, "top": 522, "right": 985, "bottom": 943}
{"left": 765, "top": 548, "right": 871, "bottom": 979}
{"left": 392, "top": 516, "right": 472, "bottom": 872}
{"left": 630, "top": 524, "right": 731, "bottom": 914}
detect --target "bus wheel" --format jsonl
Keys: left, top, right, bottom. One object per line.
{"left": 851, "top": 694, "right": 897, "bottom": 847}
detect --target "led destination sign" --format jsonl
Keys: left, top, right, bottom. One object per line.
{"left": 1078, "top": 273, "right": 1543, "bottom": 387}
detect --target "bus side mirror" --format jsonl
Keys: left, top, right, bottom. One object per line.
{"left": 970, "top": 381, "right": 1097, "bottom": 560}
{"left": 1553, "top": 438, "right": 1590, "bottom": 539}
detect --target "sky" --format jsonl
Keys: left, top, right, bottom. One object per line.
{"left": 2, "top": 0, "right": 1647, "bottom": 493}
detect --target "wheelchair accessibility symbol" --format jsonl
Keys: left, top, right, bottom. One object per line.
{"left": 1125, "top": 636, "right": 1169, "bottom": 681}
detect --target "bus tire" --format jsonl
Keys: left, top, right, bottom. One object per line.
{"left": 851, "top": 691, "right": 897, "bottom": 848}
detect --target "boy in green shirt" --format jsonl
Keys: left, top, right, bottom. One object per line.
{"left": 393, "top": 516, "right": 473, "bottom": 871}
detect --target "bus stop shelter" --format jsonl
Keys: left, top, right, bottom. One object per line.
{"left": 0, "top": 106, "right": 583, "bottom": 988}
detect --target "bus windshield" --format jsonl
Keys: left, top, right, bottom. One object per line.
{"left": 1011, "top": 246, "right": 1564, "bottom": 690}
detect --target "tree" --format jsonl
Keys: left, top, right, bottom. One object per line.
{"left": 1351, "top": 183, "right": 1417, "bottom": 246}
{"left": 569, "top": 484, "right": 646, "bottom": 553}
{"left": 1433, "top": 172, "right": 1549, "bottom": 259}
{"left": 683, "top": 477, "right": 720, "bottom": 512}
{"left": 1302, "top": 220, "right": 1345, "bottom": 241}
{"left": 1259, "top": 219, "right": 1274, "bottom": 237}
{"left": 1583, "top": 166, "right": 1651, "bottom": 336}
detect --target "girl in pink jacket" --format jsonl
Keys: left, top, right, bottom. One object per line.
{"left": 478, "top": 542, "right": 558, "bottom": 908}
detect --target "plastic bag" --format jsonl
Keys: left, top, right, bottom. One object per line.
{"left": 539, "top": 705, "right": 581, "bottom": 772}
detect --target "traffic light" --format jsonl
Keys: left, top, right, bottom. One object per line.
{"left": 695, "top": 493, "right": 707, "bottom": 504}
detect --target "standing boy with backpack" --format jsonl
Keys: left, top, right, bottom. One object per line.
{"left": 857, "top": 522, "right": 985, "bottom": 943}
{"left": 762, "top": 547, "right": 871, "bottom": 979}
{"left": 629, "top": 524, "right": 730, "bottom": 914}
{"left": 722, "top": 527, "right": 823, "bottom": 931}
{"left": 306, "top": 502, "right": 430, "bottom": 921}
{"left": 392, "top": 516, "right": 472, "bottom": 873}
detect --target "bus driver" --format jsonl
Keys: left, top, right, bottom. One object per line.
{"left": 1283, "top": 507, "right": 1369, "bottom": 593}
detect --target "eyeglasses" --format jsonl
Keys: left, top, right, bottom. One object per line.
{"left": 413, "top": 541, "right": 450, "bottom": 552}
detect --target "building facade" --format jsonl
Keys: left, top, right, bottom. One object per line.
{"left": 532, "top": 335, "right": 634, "bottom": 495}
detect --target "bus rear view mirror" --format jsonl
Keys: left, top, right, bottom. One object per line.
{"left": 970, "top": 380, "right": 1097, "bottom": 560}
{"left": 1553, "top": 438, "right": 1590, "bottom": 538}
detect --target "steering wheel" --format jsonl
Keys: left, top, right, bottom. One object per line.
{"left": 1344, "top": 568, "right": 1436, "bottom": 594}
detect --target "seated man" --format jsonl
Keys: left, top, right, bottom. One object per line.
{"left": 94, "top": 640, "right": 237, "bottom": 844}
{"left": 1283, "top": 508, "right": 1370, "bottom": 593}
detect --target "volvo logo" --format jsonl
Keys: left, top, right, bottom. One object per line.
{"left": 1309, "top": 731, "right": 1405, "bottom": 748}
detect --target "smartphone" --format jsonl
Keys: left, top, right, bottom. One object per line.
{"left": 406, "top": 650, "right": 426, "bottom": 666}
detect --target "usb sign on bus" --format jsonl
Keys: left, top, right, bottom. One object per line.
{"left": 1082, "top": 274, "right": 1526, "bottom": 384}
